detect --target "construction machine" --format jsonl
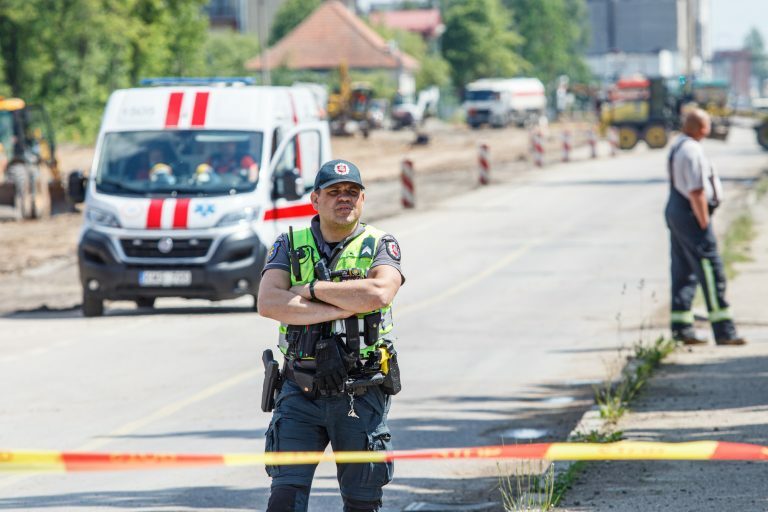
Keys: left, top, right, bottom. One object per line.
{"left": 327, "top": 62, "right": 374, "bottom": 138}
{"left": 600, "top": 77, "right": 732, "bottom": 150}
{"left": 599, "top": 77, "right": 677, "bottom": 150}
{"left": 0, "top": 97, "right": 66, "bottom": 219}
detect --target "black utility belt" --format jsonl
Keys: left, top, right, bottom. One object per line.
{"left": 284, "top": 363, "right": 378, "bottom": 398}
{"left": 284, "top": 339, "right": 401, "bottom": 400}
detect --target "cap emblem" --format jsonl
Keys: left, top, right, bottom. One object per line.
{"left": 334, "top": 163, "right": 350, "bottom": 175}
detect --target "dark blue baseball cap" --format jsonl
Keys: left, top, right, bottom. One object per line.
{"left": 314, "top": 159, "right": 365, "bottom": 191}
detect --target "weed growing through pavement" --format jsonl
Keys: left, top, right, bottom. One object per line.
{"left": 498, "top": 459, "right": 555, "bottom": 512}
{"left": 593, "top": 336, "right": 676, "bottom": 423}
{"left": 569, "top": 429, "right": 624, "bottom": 443}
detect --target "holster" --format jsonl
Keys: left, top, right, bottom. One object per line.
{"left": 261, "top": 349, "right": 282, "bottom": 412}
{"left": 380, "top": 341, "right": 402, "bottom": 396}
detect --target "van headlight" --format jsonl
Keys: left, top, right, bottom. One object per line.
{"left": 86, "top": 207, "right": 121, "bottom": 228}
{"left": 216, "top": 207, "right": 257, "bottom": 227}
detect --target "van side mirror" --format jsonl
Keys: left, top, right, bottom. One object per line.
{"left": 67, "top": 170, "right": 87, "bottom": 204}
{"left": 272, "top": 168, "right": 304, "bottom": 201}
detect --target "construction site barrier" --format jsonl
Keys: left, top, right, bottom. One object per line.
{"left": 401, "top": 159, "right": 415, "bottom": 209}
{"left": 478, "top": 144, "right": 490, "bottom": 185}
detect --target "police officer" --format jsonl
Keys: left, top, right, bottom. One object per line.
{"left": 665, "top": 108, "right": 745, "bottom": 345}
{"left": 257, "top": 159, "right": 404, "bottom": 512}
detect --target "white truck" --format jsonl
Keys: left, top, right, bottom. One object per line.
{"left": 68, "top": 78, "right": 331, "bottom": 316}
{"left": 463, "top": 78, "right": 547, "bottom": 128}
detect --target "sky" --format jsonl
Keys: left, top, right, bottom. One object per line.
{"left": 710, "top": 0, "right": 768, "bottom": 50}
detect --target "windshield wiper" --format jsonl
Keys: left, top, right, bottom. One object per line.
{"left": 97, "top": 179, "right": 145, "bottom": 194}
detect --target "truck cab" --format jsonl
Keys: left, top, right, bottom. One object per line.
{"left": 71, "top": 79, "right": 331, "bottom": 316}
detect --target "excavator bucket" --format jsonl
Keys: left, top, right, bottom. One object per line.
{"left": 49, "top": 178, "right": 70, "bottom": 215}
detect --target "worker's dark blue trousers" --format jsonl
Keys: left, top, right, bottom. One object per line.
{"left": 264, "top": 379, "right": 393, "bottom": 512}
{"left": 665, "top": 187, "right": 738, "bottom": 342}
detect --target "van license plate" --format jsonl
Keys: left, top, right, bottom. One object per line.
{"left": 139, "top": 271, "right": 192, "bottom": 287}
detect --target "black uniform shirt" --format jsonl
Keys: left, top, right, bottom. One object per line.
{"left": 262, "top": 216, "right": 405, "bottom": 283}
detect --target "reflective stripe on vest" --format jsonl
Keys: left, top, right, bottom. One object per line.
{"left": 278, "top": 224, "right": 395, "bottom": 357}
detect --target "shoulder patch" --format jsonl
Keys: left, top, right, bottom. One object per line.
{"left": 385, "top": 240, "right": 401, "bottom": 261}
{"left": 359, "top": 236, "right": 376, "bottom": 259}
{"left": 267, "top": 239, "right": 281, "bottom": 263}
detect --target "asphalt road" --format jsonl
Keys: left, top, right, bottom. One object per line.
{"left": 0, "top": 128, "right": 764, "bottom": 511}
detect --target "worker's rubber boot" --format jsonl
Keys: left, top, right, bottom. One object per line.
{"left": 672, "top": 326, "right": 708, "bottom": 345}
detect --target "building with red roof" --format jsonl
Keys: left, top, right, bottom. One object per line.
{"left": 245, "top": 1, "right": 419, "bottom": 73}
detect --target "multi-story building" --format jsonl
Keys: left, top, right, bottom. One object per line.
{"left": 585, "top": 0, "right": 710, "bottom": 81}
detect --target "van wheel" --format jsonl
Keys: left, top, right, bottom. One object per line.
{"left": 82, "top": 292, "right": 104, "bottom": 317}
{"left": 136, "top": 297, "right": 155, "bottom": 309}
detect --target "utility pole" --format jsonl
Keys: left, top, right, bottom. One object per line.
{"left": 685, "top": 0, "right": 696, "bottom": 79}
{"left": 258, "top": 0, "right": 271, "bottom": 85}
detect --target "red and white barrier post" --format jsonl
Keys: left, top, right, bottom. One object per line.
{"left": 478, "top": 143, "right": 490, "bottom": 185}
{"left": 561, "top": 129, "right": 572, "bottom": 163}
{"left": 608, "top": 127, "right": 619, "bottom": 157}
{"left": 532, "top": 128, "right": 544, "bottom": 168}
{"left": 588, "top": 126, "right": 598, "bottom": 159}
{"left": 401, "top": 159, "right": 415, "bottom": 209}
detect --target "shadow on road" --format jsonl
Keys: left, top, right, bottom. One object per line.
{"left": 2, "top": 304, "right": 255, "bottom": 320}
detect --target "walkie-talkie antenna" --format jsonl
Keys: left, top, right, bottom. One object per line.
{"left": 288, "top": 226, "right": 302, "bottom": 282}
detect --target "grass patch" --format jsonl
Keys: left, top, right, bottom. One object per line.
{"left": 593, "top": 337, "right": 677, "bottom": 424}
{"left": 569, "top": 429, "right": 625, "bottom": 443}
{"left": 498, "top": 460, "right": 555, "bottom": 512}
{"left": 721, "top": 212, "right": 755, "bottom": 279}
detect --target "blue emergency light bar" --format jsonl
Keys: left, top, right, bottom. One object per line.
{"left": 140, "top": 77, "right": 256, "bottom": 87}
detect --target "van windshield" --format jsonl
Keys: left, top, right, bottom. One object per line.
{"left": 95, "top": 130, "right": 263, "bottom": 197}
{"left": 465, "top": 90, "right": 499, "bottom": 101}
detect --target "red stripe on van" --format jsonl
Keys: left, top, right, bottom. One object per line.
{"left": 191, "top": 92, "right": 209, "bottom": 127}
{"left": 288, "top": 92, "right": 302, "bottom": 174}
{"left": 263, "top": 203, "right": 315, "bottom": 221}
{"left": 165, "top": 93, "right": 184, "bottom": 128}
{"left": 173, "top": 198, "right": 190, "bottom": 228}
{"left": 147, "top": 199, "right": 164, "bottom": 229}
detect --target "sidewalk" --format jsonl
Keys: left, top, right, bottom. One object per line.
{"left": 558, "top": 189, "right": 768, "bottom": 511}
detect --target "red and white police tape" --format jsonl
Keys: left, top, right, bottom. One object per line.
{"left": 401, "top": 159, "right": 415, "bottom": 209}
{"left": 478, "top": 144, "right": 490, "bottom": 186}
{"left": 3, "top": 441, "right": 768, "bottom": 473}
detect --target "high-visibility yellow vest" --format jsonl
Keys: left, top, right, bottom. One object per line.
{"left": 277, "top": 225, "right": 395, "bottom": 357}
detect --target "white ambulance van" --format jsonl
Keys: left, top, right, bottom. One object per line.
{"left": 68, "top": 78, "right": 331, "bottom": 316}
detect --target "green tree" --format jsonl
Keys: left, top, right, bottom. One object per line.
{"left": 268, "top": 0, "right": 321, "bottom": 46}
{"left": 371, "top": 24, "right": 451, "bottom": 90}
{"left": 441, "top": 0, "right": 526, "bottom": 88}
{"left": 744, "top": 27, "right": 768, "bottom": 87}
{"left": 0, "top": 0, "right": 209, "bottom": 141}
{"left": 203, "top": 30, "right": 260, "bottom": 77}
{"left": 504, "top": 0, "right": 592, "bottom": 86}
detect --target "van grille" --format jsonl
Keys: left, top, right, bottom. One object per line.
{"left": 120, "top": 238, "right": 213, "bottom": 259}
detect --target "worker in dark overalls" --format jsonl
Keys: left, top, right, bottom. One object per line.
{"left": 665, "top": 108, "right": 745, "bottom": 345}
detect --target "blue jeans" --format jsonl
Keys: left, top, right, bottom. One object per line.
{"left": 264, "top": 379, "right": 394, "bottom": 511}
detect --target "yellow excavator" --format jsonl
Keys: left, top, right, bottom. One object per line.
{"left": 0, "top": 96, "right": 66, "bottom": 219}
{"left": 327, "top": 62, "right": 374, "bottom": 138}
